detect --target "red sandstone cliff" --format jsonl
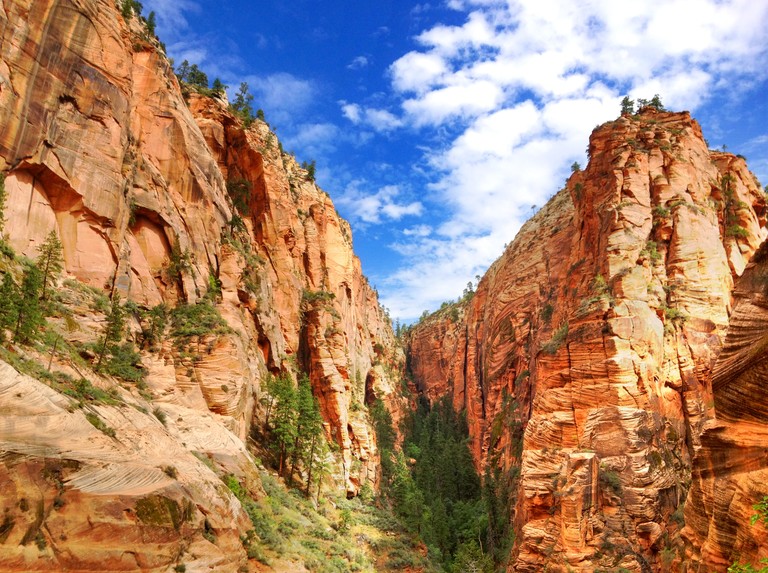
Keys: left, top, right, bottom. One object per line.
{"left": 0, "top": 0, "right": 405, "bottom": 570}
{"left": 406, "top": 108, "right": 767, "bottom": 572}
{"left": 682, "top": 240, "right": 768, "bottom": 569}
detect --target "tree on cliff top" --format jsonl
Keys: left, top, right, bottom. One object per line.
{"left": 175, "top": 60, "right": 208, "bottom": 90}
{"left": 230, "top": 82, "right": 255, "bottom": 127}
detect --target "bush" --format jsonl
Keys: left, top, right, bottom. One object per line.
{"left": 542, "top": 323, "right": 568, "bottom": 354}
{"left": 85, "top": 412, "right": 116, "bottom": 438}
{"left": 170, "top": 301, "right": 228, "bottom": 339}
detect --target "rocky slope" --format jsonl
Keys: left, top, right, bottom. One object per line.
{"left": 0, "top": 0, "right": 405, "bottom": 570}
{"left": 406, "top": 108, "right": 767, "bottom": 571}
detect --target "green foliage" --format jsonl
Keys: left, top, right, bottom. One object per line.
{"left": 541, "top": 322, "right": 568, "bottom": 355}
{"left": 388, "top": 397, "right": 490, "bottom": 571}
{"left": 451, "top": 539, "right": 494, "bottom": 573}
{"left": 170, "top": 300, "right": 228, "bottom": 339}
{"left": 63, "top": 378, "right": 121, "bottom": 406}
{"left": 0, "top": 272, "right": 18, "bottom": 337}
{"left": 103, "top": 341, "right": 145, "bottom": 382}
{"left": 138, "top": 303, "right": 168, "bottom": 349}
{"left": 652, "top": 204, "right": 671, "bottom": 218}
{"left": 174, "top": 59, "right": 208, "bottom": 89}
{"left": 0, "top": 173, "right": 6, "bottom": 236}
{"left": 119, "top": 0, "right": 143, "bottom": 18}
{"left": 302, "top": 289, "right": 335, "bottom": 305}
{"left": 145, "top": 10, "right": 156, "bottom": 36}
{"left": 14, "top": 264, "right": 44, "bottom": 343}
{"left": 301, "top": 160, "right": 317, "bottom": 182}
{"left": 570, "top": 161, "right": 581, "bottom": 173}
{"left": 85, "top": 412, "right": 116, "bottom": 438}
{"left": 751, "top": 496, "right": 768, "bottom": 526}
{"left": 637, "top": 94, "right": 665, "bottom": 111}
{"left": 620, "top": 96, "right": 634, "bottom": 115}
{"left": 226, "top": 177, "right": 252, "bottom": 214}
{"left": 153, "top": 407, "right": 167, "bottom": 426}
{"left": 727, "top": 224, "right": 749, "bottom": 239}
{"left": 729, "top": 559, "right": 768, "bottom": 573}
{"left": 96, "top": 294, "right": 125, "bottom": 370}
{"left": 599, "top": 467, "right": 622, "bottom": 494}
{"left": 642, "top": 240, "right": 662, "bottom": 262}
{"left": 230, "top": 82, "right": 255, "bottom": 127}
{"left": 211, "top": 78, "right": 227, "bottom": 96}
{"left": 165, "top": 243, "right": 191, "bottom": 285}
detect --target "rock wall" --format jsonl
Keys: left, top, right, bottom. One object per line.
{"left": 683, "top": 240, "right": 768, "bottom": 569}
{"left": 0, "top": 0, "right": 405, "bottom": 570}
{"left": 406, "top": 108, "right": 767, "bottom": 572}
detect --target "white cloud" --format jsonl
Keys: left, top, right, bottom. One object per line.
{"left": 403, "top": 80, "right": 503, "bottom": 126}
{"left": 403, "top": 225, "right": 433, "bottom": 237}
{"left": 338, "top": 102, "right": 403, "bottom": 132}
{"left": 143, "top": 0, "right": 199, "bottom": 35}
{"left": 360, "top": 0, "right": 768, "bottom": 320}
{"left": 243, "top": 73, "right": 315, "bottom": 122}
{"left": 336, "top": 184, "right": 423, "bottom": 225}
{"left": 390, "top": 52, "right": 449, "bottom": 94}
{"left": 348, "top": 56, "right": 369, "bottom": 70}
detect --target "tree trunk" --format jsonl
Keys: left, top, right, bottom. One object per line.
{"left": 305, "top": 434, "right": 317, "bottom": 497}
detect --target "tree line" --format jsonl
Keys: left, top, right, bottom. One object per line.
{"left": 260, "top": 373, "right": 331, "bottom": 499}
{"left": 373, "top": 395, "right": 506, "bottom": 573}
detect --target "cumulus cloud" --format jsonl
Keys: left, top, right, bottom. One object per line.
{"left": 336, "top": 184, "right": 423, "bottom": 225}
{"left": 364, "top": 0, "right": 768, "bottom": 319}
{"left": 339, "top": 102, "right": 403, "bottom": 132}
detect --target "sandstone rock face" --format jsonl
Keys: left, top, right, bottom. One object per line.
{"left": 683, "top": 241, "right": 768, "bottom": 569}
{"left": 0, "top": 0, "right": 405, "bottom": 570}
{"left": 406, "top": 109, "right": 767, "bottom": 572}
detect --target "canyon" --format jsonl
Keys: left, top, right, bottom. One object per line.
{"left": 0, "top": 0, "right": 767, "bottom": 572}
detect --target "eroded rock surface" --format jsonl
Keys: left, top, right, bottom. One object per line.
{"left": 407, "top": 108, "right": 767, "bottom": 572}
{"left": 0, "top": 0, "right": 405, "bottom": 570}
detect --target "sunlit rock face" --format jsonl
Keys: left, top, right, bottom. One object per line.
{"left": 406, "top": 108, "right": 767, "bottom": 572}
{"left": 683, "top": 240, "right": 768, "bottom": 569}
{"left": 0, "top": 0, "right": 405, "bottom": 569}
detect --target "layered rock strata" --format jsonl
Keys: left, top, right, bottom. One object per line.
{"left": 683, "top": 241, "right": 768, "bottom": 569}
{"left": 407, "top": 108, "right": 766, "bottom": 572}
{"left": 0, "top": 0, "right": 404, "bottom": 570}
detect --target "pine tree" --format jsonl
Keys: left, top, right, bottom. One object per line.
{"left": 620, "top": 96, "right": 635, "bottom": 115}
{"left": 145, "top": 11, "right": 156, "bottom": 36}
{"left": 230, "top": 82, "right": 255, "bottom": 126}
{"left": 270, "top": 375, "right": 298, "bottom": 476}
{"left": 289, "top": 375, "right": 324, "bottom": 486}
{"left": 0, "top": 272, "right": 18, "bottom": 339}
{"left": 96, "top": 294, "right": 125, "bottom": 370}
{"left": 37, "top": 230, "right": 64, "bottom": 300}
{"left": 0, "top": 174, "right": 6, "bottom": 237}
{"left": 211, "top": 78, "right": 226, "bottom": 96}
{"left": 14, "top": 265, "right": 44, "bottom": 343}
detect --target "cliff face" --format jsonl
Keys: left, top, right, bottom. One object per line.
{"left": 0, "top": 0, "right": 404, "bottom": 570}
{"left": 407, "top": 109, "right": 767, "bottom": 572}
{"left": 683, "top": 241, "right": 768, "bottom": 569}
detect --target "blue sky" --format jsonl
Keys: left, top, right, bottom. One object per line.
{"left": 144, "top": 0, "right": 768, "bottom": 322}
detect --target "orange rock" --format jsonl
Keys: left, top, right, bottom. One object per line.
{"left": 407, "top": 109, "right": 767, "bottom": 571}
{"left": 0, "top": 0, "right": 406, "bottom": 569}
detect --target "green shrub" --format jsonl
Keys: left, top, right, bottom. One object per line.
{"left": 85, "top": 412, "right": 116, "bottom": 438}
{"left": 542, "top": 323, "right": 568, "bottom": 354}
{"left": 727, "top": 224, "right": 749, "bottom": 239}
{"left": 170, "top": 301, "right": 228, "bottom": 338}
